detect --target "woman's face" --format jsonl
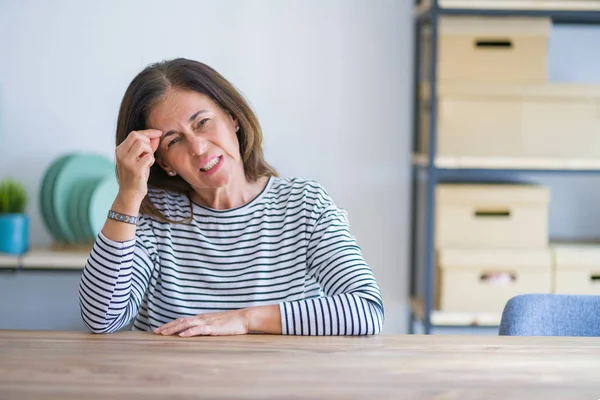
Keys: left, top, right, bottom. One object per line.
{"left": 149, "top": 89, "right": 242, "bottom": 189}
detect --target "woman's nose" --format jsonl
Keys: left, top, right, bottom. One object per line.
{"left": 190, "top": 136, "right": 209, "bottom": 156}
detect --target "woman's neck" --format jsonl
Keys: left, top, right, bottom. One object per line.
{"left": 190, "top": 170, "right": 268, "bottom": 210}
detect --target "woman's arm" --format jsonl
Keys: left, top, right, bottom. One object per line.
{"left": 154, "top": 304, "right": 282, "bottom": 336}
{"left": 78, "top": 196, "right": 157, "bottom": 334}
{"left": 279, "top": 206, "right": 384, "bottom": 335}
{"left": 80, "top": 129, "right": 161, "bottom": 333}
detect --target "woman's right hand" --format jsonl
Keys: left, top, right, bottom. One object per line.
{"left": 115, "top": 129, "right": 162, "bottom": 206}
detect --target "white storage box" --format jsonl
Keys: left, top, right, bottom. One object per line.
{"left": 436, "top": 248, "right": 553, "bottom": 313}
{"left": 422, "top": 16, "right": 550, "bottom": 83}
{"left": 420, "top": 83, "right": 600, "bottom": 162}
{"left": 436, "top": 184, "right": 550, "bottom": 249}
{"left": 552, "top": 244, "right": 600, "bottom": 295}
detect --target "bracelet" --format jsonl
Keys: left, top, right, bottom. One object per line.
{"left": 107, "top": 210, "right": 138, "bottom": 225}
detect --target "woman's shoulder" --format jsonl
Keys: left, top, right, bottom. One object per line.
{"left": 142, "top": 188, "right": 191, "bottom": 221}
{"left": 267, "top": 176, "right": 336, "bottom": 211}
{"left": 269, "top": 176, "right": 329, "bottom": 196}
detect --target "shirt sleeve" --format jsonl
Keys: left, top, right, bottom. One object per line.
{"left": 78, "top": 215, "right": 157, "bottom": 333}
{"left": 279, "top": 201, "right": 384, "bottom": 335}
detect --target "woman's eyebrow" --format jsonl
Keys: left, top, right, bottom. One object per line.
{"left": 160, "top": 109, "right": 210, "bottom": 142}
{"left": 188, "top": 109, "right": 209, "bottom": 123}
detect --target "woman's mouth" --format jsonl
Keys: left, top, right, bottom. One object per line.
{"left": 199, "top": 155, "right": 223, "bottom": 173}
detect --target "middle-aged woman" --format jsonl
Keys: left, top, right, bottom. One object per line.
{"left": 78, "top": 58, "right": 384, "bottom": 336}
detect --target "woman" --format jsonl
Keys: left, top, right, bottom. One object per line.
{"left": 78, "top": 58, "right": 384, "bottom": 336}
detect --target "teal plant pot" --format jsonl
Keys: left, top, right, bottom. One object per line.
{"left": 0, "top": 214, "right": 29, "bottom": 255}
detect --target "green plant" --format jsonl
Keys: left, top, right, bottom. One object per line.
{"left": 0, "top": 178, "right": 28, "bottom": 214}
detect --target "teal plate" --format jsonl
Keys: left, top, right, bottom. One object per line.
{"left": 78, "top": 178, "right": 102, "bottom": 242}
{"left": 67, "top": 178, "right": 98, "bottom": 244}
{"left": 66, "top": 180, "right": 85, "bottom": 243}
{"left": 51, "top": 153, "right": 114, "bottom": 244}
{"left": 39, "top": 154, "right": 74, "bottom": 243}
{"left": 89, "top": 173, "right": 120, "bottom": 237}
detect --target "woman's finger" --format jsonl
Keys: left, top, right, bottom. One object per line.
{"left": 179, "top": 325, "right": 213, "bottom": 337}
{"left": 150, "top": 137, "right": 160, "bottom": 153}
{"left": 156, "top": 317, "right": 197, "bottom": 335}
{"left": 125, "top": 130, "right": 162, "bottom": 154}
{"left": 128, "top": 140, "right": 153, "bottom": 161}
{"left": 155, "top": 317, "right": 185, "bottom": 333}
{"left": 138, "top": 152, "right": 155, "bottom": 169}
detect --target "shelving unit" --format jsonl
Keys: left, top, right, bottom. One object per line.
{"left": 0, "top": 248, "right": 89, "bottom": 271}
{"left": 411, "top": 297, "right": 501, "bottom": 327}
{"left": 409, "top": 0, "right": 600, "bottom": 334}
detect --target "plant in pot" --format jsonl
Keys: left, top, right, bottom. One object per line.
{"left": 0, "top": 178, "right": 29, "bottom": 255}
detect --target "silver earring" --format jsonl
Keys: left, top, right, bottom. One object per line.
{"left": 168, "top": 171, "right": 176, "bottom": 176}
{"left": 236, "top": 126, "right": 239, "bottom": 132}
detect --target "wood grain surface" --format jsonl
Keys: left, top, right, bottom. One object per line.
{"left": 1, "top": 330, "right": 599, "bottom": 399}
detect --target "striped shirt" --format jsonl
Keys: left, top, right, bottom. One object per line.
{"left": 78, "top": 176, "right": 384, "bottom": 335}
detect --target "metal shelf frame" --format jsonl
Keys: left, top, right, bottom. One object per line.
{"left": 408, "top": 0, "right": 600, "bottom": 334}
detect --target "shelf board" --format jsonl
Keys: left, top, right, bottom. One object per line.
{"left": 0, "top": 247, "right": 90, "bottom": 270}
{"left": 417, "top": 1, "right": 600, "bottom": 23}
{"left": 0, "top": 253, "right": 20, "bottom": 268}
{"left": 21, "top": 249, "right": 89, "bottom": 270}
{"left": 422, "top": 0, "right": 600, "bottom": 11}
{"left": 412, "top": 154, "right": 600, "bottom": 173}
{"left": 411, "top": 297, "right": 501, "bottom": 327}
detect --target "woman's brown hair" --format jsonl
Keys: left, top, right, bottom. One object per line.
{"left": 115, "top": 58, "right": 278, "bottom": 223}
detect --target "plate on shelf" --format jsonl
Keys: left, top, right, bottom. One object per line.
{"left": 78, "top": 178, "right": 102, "bottom": 241}
{"left": 66, "top": 180, "right": 86, "bottom": 243}
{"left": 88, "top": 173, "right": 119, "bottom": 237}
{"left": 51, "top": 153, "right": 114, "bottom": 244}
{"left": 39, "top": 154, "right": 74, "bottom": 242}
{"left": 68, "top": 178, "right": 100, "bottom": 244}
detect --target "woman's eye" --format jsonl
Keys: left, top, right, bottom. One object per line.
{"left": 167, "top": 137, "right": 182, "bottom": 148}
{"left": 196, "top": 118, "right": 210, "bottom": 130}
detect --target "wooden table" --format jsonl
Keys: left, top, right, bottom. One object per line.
{"left": 1, "top": 331, "right": 599, "bottom": 399}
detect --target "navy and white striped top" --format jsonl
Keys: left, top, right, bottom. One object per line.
{"left": 78, "top": 176, "right": 384, "bottom": 335}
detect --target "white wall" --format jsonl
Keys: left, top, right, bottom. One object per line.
{"left": 0, "top": 0, "right": 413, "bottom": 333}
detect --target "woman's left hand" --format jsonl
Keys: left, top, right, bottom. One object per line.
{"left": 154, "top": 309, "right": 249, "bottom": 337}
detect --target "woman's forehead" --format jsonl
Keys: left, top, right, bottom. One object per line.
{"left": 150, "top": 90, "right": 216, "bottom": 126}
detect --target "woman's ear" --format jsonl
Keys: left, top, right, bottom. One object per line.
{"left": 157, "top": 159, "right": 168, "bottom": 170}
{"left": 155, "top": 156, "right": 173, "bottom": 175}
{"left": 228, "top": 113, "right": 239, "bottom": 131}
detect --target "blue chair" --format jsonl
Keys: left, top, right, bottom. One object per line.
{"left": 499, "top": 294, "right": 600, "bottom": 336}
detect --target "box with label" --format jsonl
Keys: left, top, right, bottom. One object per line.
{"left": 420, "top": 83, "right": 600, "bottom": 162}
{"left": 422, "top": 16, "right": 550, "bottom": 84}
{"left": 436, "top": 184, "right": 550, "bottom": 249}
{"left": 552, "top": 244, "right": 600, "bottom": 295}
{"left": 436, "top": 248, "right": 553, "bottom": 313}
